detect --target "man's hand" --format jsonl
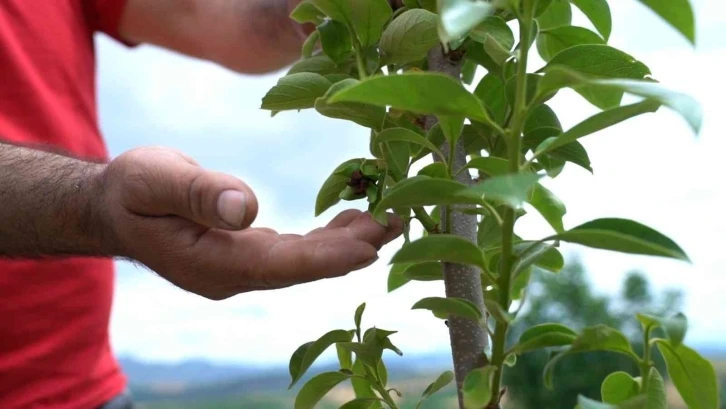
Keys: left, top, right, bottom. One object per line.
{"left": 99, "top": 147, "right": 402, "bottom": 300}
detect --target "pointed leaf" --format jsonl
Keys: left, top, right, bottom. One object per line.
{"left": 529, "top": 183, "right": 566, "bottom": 232}
{"left": 635, "top": 0, "right": 695, "bottom": 44}
{"left": 388, "top": 262, "right": 413, "bottom": 292}
{"left": 318, "top": 19, "right": 353, "bottom": 63}
{"left": 601, "top": 371, "right": 640, "bottom": 404}
{"left": 439, "top": 115, "right": 466, "bottom": 148}
{"left": 537, "top": 0, "right": 572, "bottom": 30}
{"left": 315, "top": 159, "right": 363, "bottom": 216}
{"left": 470, "top": 16, "right": 514, "bottom": 50}
{"left": 291, "top": 1, "right": 326, "bottom": 24}
{"left": 463, "top": 157, "right": 509, "bottom": 177}
{"left": 288, "top": 55, "right": 343, "bottom": 75}
{"left": 512, "top": 242, "right": 564, "bottom": 277}
{"left": 349, "top": 0, "right": 393, "bottom": 47}
{"left": 417, "top": 371, "right": 455, "bottom": 409}
{"left": 380, "top": 9, "right": 439, "bottom": 65}
{"left": 514, "top": 323, "right": 577, "bottom": 354}
{"left": 261, "top": 73, "right": 332, "bottom": 111}
{"left": 636, "top": 312, "right": 688, "bottom": 347}
{"left": 466, "top": 173, "right": 542, "bottom": 208}
{"left": 376, "top": 128, "right": 445, "bottom": 160}
{"left": 329, "top": 72, "right": 497, "bottom": 127}
{"left": 316, "top": 79, "right": 386, "bottom": 130}
{"left": 537, "top": 25, "right": 605, "bottom": 62}
{"left": 295, "top": 371, "right": 352, "bottom": 409}
{"left": 655, "top": 341, "right": 719, "bottom": 409}
{"left": 570, "top": 0, "right": 612, "bottom": 40}
{"left": 289, "top": 329, "right": 354, "bottom": 388}
{"left": 474, "top": 74, "right": 507, "bottom": 125}
{"left": 438, "top": 0, "right": 496, "bottom": 44}
{"left": 645, "top": 367, "right": 668, "bottom": 409}
{"left": 483, "top": 299, "right": 511, "bottom": 324}
{"left": 549, "top": 218, "right": 690, "bottom": 261}
{"left": 418, "top": 162, "right": 449, "bottom": 179}
{"left": 524, "top": 104, "right": 562, "bottom": 134}
{"left": 524, "top": 126, "right": 592, "bottom": 172}
{"left": 413, "top": 296, "right": 483, "bottom": 321}
{"left": 355, "top": 303, "right": 366, "bottom": 334}
{"left": 374, "top": 176, "right": 480, "bottom": 215}
{"left": 462, "top": 366, "right": 497, "bottom": 409}
{"left": 403, "top": 262, "right": 444, "bottom": 281}
{"left": 392, "top": 235, "right": 486, "bottom": 268}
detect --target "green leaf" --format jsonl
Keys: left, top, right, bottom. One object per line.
{"left": 601, "top": 372, "right": 640, "bottom": 404}
{"left": 463, "top": 157, "right": 509, "bottom": 177}
{"left": 437, "top": 0, "right": 496, "bottom": 44}
{"left": 289, "top": 329, "right": 354, "bottom": 388}
{"left": 392, "top": 235, "right": 486, "bottom": 268}
{"left": 340, "top": 398, "right": 384, "bottom": 409}
{"left": 645, "top": 367, "right": 668, "bottom": 409}
{"left": 577, "top": 395, "right": 649, "bottom": 409}
{"left": 514, "top": 323, "right": 577, "bottom": 354}
{"left": 376, "top": 359, "right": 388, "bottom": 386}
{"left": 535, "top": 99, "right": 661, "bottom": 156}
{"left": 380, "top": 9, "right": 439, "bottom": 65}
{"left": 537, "top": 25, "right": 605, "bottom": 62}
{"left": 482, "top": 34, "right": 513, "bottom": 66}
{"left": 636, "top": 313, "right": 688, "bottom": 347}
{"left": 474, "top": 74, "right": 507, "bottom": 125}
{"left": 417, "top": 371, "right": 455, "bottom": 409}
{"left": 354, "top": 303, "right": 365, "bottom": 335}
{"left": 295, "top": 371, "right": 352, "bottom": 409}
{"left": 524, "top": 127, "right": 592, "bottom": 172}
{"left": 656, "top": 341, "right": 719, "bottom": 409}
{"left": 539, "top": 45, "right": 651, "bottom": 109}
{"left": 318, "top": 20, "right": 353, "bottom": 63}
{"left": 382, "top": 140, "right": 410, "bottom": 176}
{"left": 404, "top": 262, "right": 444, "bottom": 281}
{"left": 529, "top": 183, "right": 566, "bottom": 232}
{"left": 261, "top": 73, "right": 332, "bottom": 111}
{"left": 337, "top": 342, "right": 354, "bottom": 370}
{"left": 439, "top": 115, "right": 465, "bottom": 148}
{"left": 291, "top": 1, "right": 326, "bottom": 24}
{"left": 462, "top": 366, "right": 497, "bottom": 409}
{"left": 483, "top": 299, "right": 511, "bottom": 324}
{"left": 570, "top": 0, "right": 612, "bottom": 40}
{"left": 510, "top": 265, "right": 532, "bottom": 301}
{"left": 349, "top": 0, "right": 393, "bottom": 47}
{"left": 289, "top": 342, "right": 314, "bottom": 384}
{"left": 524, "top": 104, "right": 562, "bottom": 134}
{"left": 536, "top": 0, "right": 572, "bottom": 30}
{"left": 466, "top": 173, "right": 542, "bottom": 208}
{"left": 316, "top": 79, "right": 386, "bottom": 130}
{"left": 329, "top": 72, "right": 497, "bottom": 127}
{"left": 309, "top": 0, "right": 349, "bottom": 22}
{"left": 478, "top": 216, "right": 501, "bottom": 249}
{"left": 315, "top": 159, "right": 363, "bottom": 216}
{"left": 418, "top": 162, "right": 449, "bottom": 179}
{"left": 549, "top": 218, "right": 690, "bottom": 261}
{"left": 504, "top": 353, "right": 517, "bottom": 367}
{"left": 388, "top": 262, "right": 413, "bottom": 292}
{"left": 413, "top": 296, "right": 483, "bottom": 321}
{"left": 470, "top": 16, "right": 514, "bottom": 50}
{"left": 461, "top": 59, "right": 478, "bottom": 85}
{"left": 302, "top": 30, "right": 321, "bottom": 59}
{"left": 511, "top": 242, "right": 564, "bottom": 278}
{"left": 351, "top": 359, "right": 379, "bottom": 402}
{"left": 376, "top": 128, "right": 446, "bottom": 160}
{"left": 635, "top": 0, "right": 695, "bottom": 44}
{"left": 373, "top": 176, "right": 479, "bottom": 215}
{"left": 288, "top": 55, "right": 343, "bottom": 75}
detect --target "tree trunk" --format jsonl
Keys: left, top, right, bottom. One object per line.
{"left": 426, "top": 45, "right": 490, "bottom": 408}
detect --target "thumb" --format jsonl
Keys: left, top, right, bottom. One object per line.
{"left": 116, "top": 149, "right": 258, "bottom": 230}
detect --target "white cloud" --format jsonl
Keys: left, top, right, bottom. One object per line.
{"left": 102, "top": 1, "right": 726, "bottom": 365}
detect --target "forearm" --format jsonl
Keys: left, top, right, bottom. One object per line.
{"left": 120, "top": 0, "right": 309, "bottom": 74}
{"left": 0, "top": 143, "right": 110, "bottom": 258}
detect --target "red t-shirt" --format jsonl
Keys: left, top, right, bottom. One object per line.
{"left": 0, "top": 1, "right": 130, "bottom": 408}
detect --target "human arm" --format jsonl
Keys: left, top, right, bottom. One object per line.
{"left": 0, "top": 143, "right": 402, "bottom": 299}
{"left": 115, "top": 0, "right": 314, "bottom": 74}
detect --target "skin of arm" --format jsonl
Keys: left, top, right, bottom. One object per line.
{"left": 0, "top": 143, "right": 402, "bottom": 299}
{"left": 118, "top": 0, "right": 315, "bottom": 74}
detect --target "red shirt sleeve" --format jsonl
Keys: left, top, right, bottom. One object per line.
{"left": 87, "top": 0, "right": 136, "bottom": 46}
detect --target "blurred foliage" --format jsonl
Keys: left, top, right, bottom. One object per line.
{"left": 503, "top": 256, "right": 683, "bottom": 409}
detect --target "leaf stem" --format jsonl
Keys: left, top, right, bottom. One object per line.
{"left": 353, "top": 40, "right": 368, "bottom": 80}
{"left": 413, "top": 207, "right": 438, "bottom": 232}
{"left": 640, "top": 326, "right": 653, "bottom": 393}
{"left": 489, "top": 0, "right": 535, "bottom": 405}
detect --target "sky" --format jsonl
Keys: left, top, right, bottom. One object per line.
{"left": 97, "top": 0, "right": 726, "bottom": 366}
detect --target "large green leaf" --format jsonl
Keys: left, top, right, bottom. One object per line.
{"left": 535, "top": 99, "right": 661, "bottom": 156}
{"left": 537, "top": 25, "right": 605, "bottom": 62}
{"left": 537, "top": 67, "right": 702, "bottom": 133}
{"left": 375, "top": 127, "right": 445, "bottom": 160}
{"left": 295, "top": 371, "right": 351, "bottom": 409}
{"left": 529, "top": 183, "right": 566, "bottom": 232}
{"left": 462, "top": 366, "right": 497, "bottom": 409}
{"left": 539, "top": 45, "right": 651, "bottom": 109}
{"left": 537, "top": 0, "right": 572, "bottom": 30}
{"left": 289, "top": 330, "right": 354, "bottom": 388}
{"left": 373, "top": 176, "right": 480, "bottom": 215}
{"left": 656, "top": 341, "right": 719, "bottom": 409}
{"left": 315, "top": 79, "right": 386, "bottom": 130}
{"left": 388, "top": 262, "right": 413, "bottom": 292}
{"left": 438, "top": 0, "right": 496, "bottom": 44}
{"left": 317, "top": 19, "right": 353, "bottom": 63}
{"left": 601, "top": 371, "right": 640, "bottom": 404}
{"left": 413, "top": 296, "right": 483, "bottom": 321}
{"left": 349, "top": 0, "right": 393, "bottom": 47}
{"left": 548, "top": 218, "right": 690, "bottom": 261}
{"left": 474, "top": 74, "right": 508, "bottom": 125}
{"left": 380, "top": 9, "right": 440, "bottom": 65}
{"left": 570, "top": 0, "right": 612, "bottom": 40}
{"left": 261, "top": 73, "right": 332, "bottom": 111}
{"left": 391, "top": 235, "right": 487, "bottom": 268}
{"left": 466, "top": 173, "right": 543, "bottom": 208}
{"left": 513, "top": 323, "right": 577, "bottom": 354}
{"left": 315, "top": 159, "right": 363, "bottom": 216}
{"left": 416, "top": 371, "right": 455, "bottom": 409}
{"left": 329, "top": 72, "right": 497, "bottom": 127}
{"left": 636, "top": 0, "right": 695, "bottom": 44}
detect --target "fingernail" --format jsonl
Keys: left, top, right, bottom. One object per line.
{"left": 217, "top": 190, "right": 247, "bottom": 228}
